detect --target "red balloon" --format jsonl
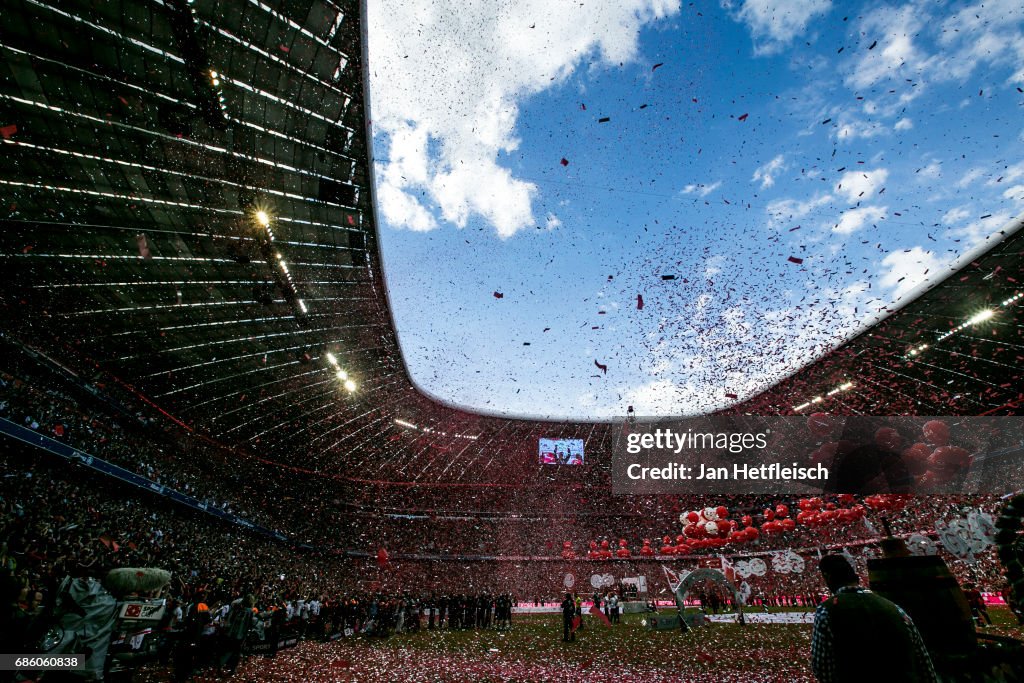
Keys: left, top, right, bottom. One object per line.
{"left": 590, "top": 541, "right": 598, "bottom": 549}
{"left": 662, "top": 535, "right": 672, "bottom": 545}
{"left": 902, "top": 442, "right": 933, "bottom": 475}
{"left": 874, "top": 427, "right": 903, "bottom": 451}
{"left": 825, "top": 502, "right": 837, "bottom": 511}
{"left": 775, "top": 504, "right": 789, "bottom": 518}
{"left": 600, "top": 539, "right": 610, "bottom": 549}
{"left": 807, "top": 412, "right": 835, "bottom": 437}
{"left": 686, "top": 511, "right": 700, "bottom": 524}
{"left": 837, "top": 493, "right": 855, "bottom": 505}
{"left": 660, "top": 544, "right": 676, "bottom": 555}
{"left": 781, "top": 518, "right": 796, "bottom": 531}
{"left": 619, "top": 538, "right": 628, "bottom": 547}
{"left": 563, "top": 540, "right": 572, "bottom": 548}
{"left": 763, "top": 508, "right": 775, "bottom": 521}
{"left": 745, "top": 527, "right": 760, "bottom": 540}
{"left": 676, "top": 534, "right": 687, "bottom": 544}
{"left": 741, "top": 515, "right": 753, "bottom": 527}
{"left": 715, "top": 506, "right": 729, "bottom": 519}
{"left": 923, "top": 420, "right": 950, "bottom": 446}
{"left": 929, "top": 445, "right": 971, "bottom": 470}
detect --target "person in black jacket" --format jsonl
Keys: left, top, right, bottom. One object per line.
{"left": 811, "top": 555, "right": 936, "bottom": 683}
{"left": 561, "top": 593, "right": 576, "bottom": 642}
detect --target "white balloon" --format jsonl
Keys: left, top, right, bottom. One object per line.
{"left": 703, "top": 507, "right": 719, "bottom": 521}
{"left": 704, "top": 521, "right": 718, "bottom": 535}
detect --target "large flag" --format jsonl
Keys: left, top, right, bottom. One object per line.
{"left": 719, "top": 556, "right": 736, "bottom": 583}
{"left": 571, "top": 615, "right": 582, "bottom": 633}
{"left": 663, "top": 566, "right": 683, "bottom": 594}
{"left": 588, "top": 604, "right": 611, "bottom": 628}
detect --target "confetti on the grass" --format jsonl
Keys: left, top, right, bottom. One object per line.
{"left": 788, "top": 256, "right": 804, "bottom": 264}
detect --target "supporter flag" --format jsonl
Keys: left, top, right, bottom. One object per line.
{"left": 588, "top": 604, "right": 611, "bottom": 628}
{"left": 719, "top": 556, "right": 736, "bottom": 583}
{"left": 571, "top": 615, "right": 581, "bottom": 633}
{"left": 663, "top": 566, "right": 684, "bottom": 594}
{"left": 376, "top": 547, "right": 389, "bottom": 568}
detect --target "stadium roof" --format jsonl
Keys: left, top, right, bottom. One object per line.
{"left": 0, "top": 0, "right": 1021, "bottom": 484}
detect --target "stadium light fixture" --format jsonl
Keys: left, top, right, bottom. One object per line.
{"left": 344, "top": 379, "right": 357, "bottom": 392}
{"left": 967, "top": 309, "right": 994, "bottom": 325}
{"left": 255, "top": 210, "right": 270, "bottom": 227}
{"left": 336, "top": 369, "right": 348, "bottom": 380}
{"left": 325, "top": 352, "right": 338, "bottom": 366}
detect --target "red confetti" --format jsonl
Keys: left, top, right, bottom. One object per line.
{"left": 737, "top": 113, "right": 749, "bottom": 121}
{"left": 788, "top": 256, "right": 804, "bottom": 264}
{"left": 0, "top": 124, "right": 17, "bottom": 139}
{"left": 493, "top": 291, "right": 504, "bottom": 299}
{"left": 560, "top": 158, "right": 569, "bottom": 166}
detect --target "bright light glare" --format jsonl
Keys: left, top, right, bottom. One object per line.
{"left": 255, "top": 210, "right": 270, "bottom": 227}
{"left": 967, "top": 309, "right": 994, "bottom": 325}
{"left": 344, "top": 379, "right": 357, "bottom": 392}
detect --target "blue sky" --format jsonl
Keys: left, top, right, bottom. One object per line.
{"left": 366, "top": 0, "right": 1024, "bottom": 420}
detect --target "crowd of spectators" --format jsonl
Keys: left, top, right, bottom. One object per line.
{"left": 1, "top": 353, "right": 1020, "bottom": 676}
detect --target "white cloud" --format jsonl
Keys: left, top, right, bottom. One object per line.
{"left": 833, "top": 205, "right": 887, "bottom": 234}
{"left": 880, "top": 247, "right": 941, "bottom": 300}
{"left": 955, "top": 210, "right": 1015, "bottom": 246}
{"left": 752, "top": 154, "right": 786, "bottom": 188}
{"left": 1003, "top": 185, "right": 1024, "bottom": 206}
{"left": 894, "top": 117, "right": 913, "bottom": 131}
{"left": 766, "top": 192, "right": 833, "bottom": 226}
{"left": 942, "top": 206, "right": 971, "bottom": 225}
{"left": 835, "top": 117, "right": 888, "bottom": 141}
{"left": 845, "top": 5, "right": 925, "bottom": 90}
{"left": 723, "top": 0, "right": 832, "bottom": 55}
{"left": 682, "top": 180, "right": 722, "bottom": 197}
{"left": 368, "top": 0, "right": 681, "bottom": 237}
{"left": 957, "top": 167, "right": 986, "bottom": 189}
{"left": 835, "top": 168, "right": 888, "bottom": 203}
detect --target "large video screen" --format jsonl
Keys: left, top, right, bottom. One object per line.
{"left": 539, "top": 438, "right": 585, "bottom": 465}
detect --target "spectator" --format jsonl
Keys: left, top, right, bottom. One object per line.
{"left": 811, "top": 555, "right": 936, "bottom": 683}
